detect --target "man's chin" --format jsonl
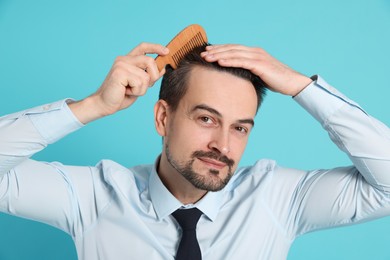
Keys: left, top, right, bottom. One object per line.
{"left": 188, "top": 169, "right": 232, "bottom": 192}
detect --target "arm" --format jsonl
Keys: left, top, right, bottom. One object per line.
{"left": 0, "top": 100, "right": 85, "bottom": 234}
{"left": 0, "top": 43, "right": 168, "bottom": 234}
{"left": 289, "top": 76, "right": 390, "bottom": 234}
{"left": 202, "top": 45, "right": 390, "bottom": 234}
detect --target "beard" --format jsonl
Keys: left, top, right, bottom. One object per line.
{"left": 165, "top": 144, "right": 235, "bottom": 191}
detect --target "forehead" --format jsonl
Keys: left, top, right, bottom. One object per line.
{"left": 179, "top": 66, "right": 258, "bottom": 118}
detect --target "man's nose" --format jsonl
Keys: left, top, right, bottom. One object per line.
{"left": 208, "top": 129, "right": 230, "bottom": 155}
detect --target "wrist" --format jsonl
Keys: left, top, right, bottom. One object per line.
{"left": 68, "top": 95, "right": 108, "bottom": 124}
{"left": 291, "top": 75, "right": 313, "bottom": 97}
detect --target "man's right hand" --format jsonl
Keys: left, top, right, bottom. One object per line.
{"left": 69, "top": 42, "right": 169, "bottom": 124}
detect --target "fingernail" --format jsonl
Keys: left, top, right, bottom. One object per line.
{"left": 200, "top": 51, "right": 208, "bottom": 57}
{"left": 206, "top": 45, "right": 214, "bottom": 50}
{"left": 163, "top": 47, "right": 169, "bottom": 53}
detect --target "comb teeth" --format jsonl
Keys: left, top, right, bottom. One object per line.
{"left": 155, "top": 24, "right": 208, "bottom": 71}
{"left": 172, "top": 32, "right": 206, "bottom": 65}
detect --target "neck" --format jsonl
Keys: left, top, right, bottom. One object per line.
{"left": 157, "top": 153, "right": 207, "bottom": 205}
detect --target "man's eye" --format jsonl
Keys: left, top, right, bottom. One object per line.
{"left": 235, "top": 126, "right": 248, "bottom": 133}
{"left": 200, "top": 116, "right": 212, "bottom": 123}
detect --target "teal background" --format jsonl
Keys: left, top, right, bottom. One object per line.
{"left": 1, "top": 0, "right": 389, "bottom": 259}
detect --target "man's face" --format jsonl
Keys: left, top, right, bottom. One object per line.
{"left": 162, "top": 66, "right": 258, "bottom": 191}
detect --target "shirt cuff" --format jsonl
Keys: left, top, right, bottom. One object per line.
{"left": 293, "top": 75, "right": 366, "bottom": 125}
{"left": 26, "top": 99, "right": 84, "bottom": 144}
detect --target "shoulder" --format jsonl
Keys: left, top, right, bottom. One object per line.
{"left": 227, "top": 159, "right": 307, "bottom": 192}
{"left": 94, "top": 160, "right": 154, "bottom": 195}
{"left": 95, "top": 160, "right": 153, "bottom": 186}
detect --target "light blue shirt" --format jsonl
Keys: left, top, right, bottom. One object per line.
{"left": 1, "top": 76, "right": 390, "bottom": 260}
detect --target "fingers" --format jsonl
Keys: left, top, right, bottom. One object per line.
{"left": 90, "top": 42, "right": 170, "bottom": 116}
{"left": 113, "top": 55, "right": 158, "bottom": 96}
{"left": 128, "top": 42, "right": 169, "bottom": 56}
{"left": 202, "top": 45, "right": 264, "bottom": 62}
{"left": 125, "top": 42, "right": 169, "bottom": 88}
{"left": 201, "top": 44, "right": 266, "bottom": 74}
{"left": 204, "top": 44, "right": 265, "bottom": 56}
{"left": 122, "top": 66, "right": 150, "bottom": 96}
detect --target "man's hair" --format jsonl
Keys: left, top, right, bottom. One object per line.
{"left": 159, "top": 44, "right": 267, "bottom": 113}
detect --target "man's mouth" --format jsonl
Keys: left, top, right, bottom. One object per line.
{"left": 197, "top": 157, "right": 227, "bottom": 170}
{"left": 191, "top": 150, "right": 235, "bottom": 170}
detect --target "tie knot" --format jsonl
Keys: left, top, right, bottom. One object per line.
{"left": 172, "top": 208, "right": 203, "bottom": 230}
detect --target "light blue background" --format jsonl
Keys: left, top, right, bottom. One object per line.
{"left": 1, "top": 0, "right": 390, "bottom": 259}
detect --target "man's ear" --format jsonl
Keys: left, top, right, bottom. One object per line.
{"left": 154, "top": 100, "right": 170, "bottom": 137}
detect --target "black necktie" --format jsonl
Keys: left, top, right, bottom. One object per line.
{"left": 172, "top": 208, "right": 203, "bottom": 260}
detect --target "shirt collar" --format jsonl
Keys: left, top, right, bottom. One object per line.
{"left": 149, "top": 156, "right": 224, "bottom": 222}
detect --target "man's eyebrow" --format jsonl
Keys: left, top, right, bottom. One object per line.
{"left": 191, "top": 104, "right": 222, "bottom": 117}
{"left": 191, "top": 104, "right": 255, "bottom": 127}
{"left": 238, "top": 118, "right": 255, "bottom": 127}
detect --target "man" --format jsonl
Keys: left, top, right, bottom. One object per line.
{"left": 0, "top": 42, "right": 389, "bottom": 260}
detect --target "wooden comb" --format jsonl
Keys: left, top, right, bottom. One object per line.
{"left": 155, "top": 24, "right": 208, "bottom": 71}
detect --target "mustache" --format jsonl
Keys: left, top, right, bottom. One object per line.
{"left": 192, "top": 150, "right": 235, "bottom": 168}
